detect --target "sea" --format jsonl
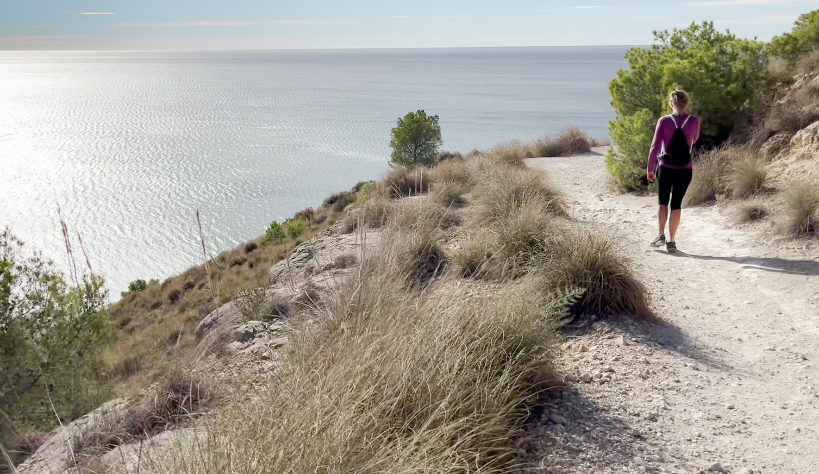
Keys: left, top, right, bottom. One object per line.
{"left": 0, "top": 46, "right": 630, "bottom": 295}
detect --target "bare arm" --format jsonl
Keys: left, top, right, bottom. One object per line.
{"left": 647, "top": 117, "right": 666, "bottom": 174}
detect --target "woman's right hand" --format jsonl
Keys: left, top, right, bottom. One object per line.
{"left": 647, "top": 170, "right": 655, "bottom": 183}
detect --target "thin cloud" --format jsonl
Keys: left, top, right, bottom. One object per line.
{"left": 715, "top": 14, "right": 799, "bottom": 24}
{"left": 536, "top": 9, "right": 552, "bottom": 12}
{"left": 78, "top": 12, "right": 115, "bottom": 15}
{"left": 570, "top": 5, "right": 620, "bottom": 8}
{"left": 447, "top": 15, "right": 471, "bottom": 18}
{"left": 688, "top": 0, "right": 816, "bottom": 6}
{"left": 116, "top": 20, "right": 351, "bottom": 27}
{"left": 390, "top": 16, "right": 412, "bottom": 19}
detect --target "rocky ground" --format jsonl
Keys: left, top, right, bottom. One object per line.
{"left": 527, "top": 149, "right": 819, "bottom": 474}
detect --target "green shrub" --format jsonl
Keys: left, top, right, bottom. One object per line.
{"left": 605, "top": 109, "right": 656, "bottom": 191}
{"left": 285, "top": 218, "right": 307, "bottom": 241}
{"left": 262, "top": 221, "right": 285, "bottom": 244}
{"left": 389, "top": 110, "right": 442, "bottom": 167}
{"left": 769, "top": 10, "right": 819, "bottom": 63}
{"left": 355, "top": 181, "right": 377, "bottom": 205}
{"left": 607, "top": 22, "right": 768, "bottom": 190}
{"left": 1, "top": 229, "right": 111, "bottom": 449}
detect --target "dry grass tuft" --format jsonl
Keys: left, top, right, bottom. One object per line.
{"left": 143, "top": 237, "right": 559, "bottom": 474}
{"left": 342, "top": 195, "right": 393, "bottom": 233}
{"left": 454, "top": 231, "right": 494, "bottom": 278}
{"left": 486, "top": 141, "right": 532, "bottom": 168}
{"left": 474, "top": 166, "right": 567, "bottom": 222}
{"left": 532, "top": 127, "right": 595, "bottom": 157}
{"left": 430, "top": 182, "right": 468, "bottom": 208}
{"left": 684, "top": 147, "right": 732, "bottom": 207}
{"left": 542, "top": 229, "right": 652, "bottom": 319}
{"left": 729, "top": 156, "right": 768, "bottom": 199}
{"left": 430, "top": 157, "right": 473, "bottom": 187}
{"left": 382, "top": 167, "right": 433, "bottom": 198}
{"left": 784, "top": 180, "right": 819, "bottom": 236}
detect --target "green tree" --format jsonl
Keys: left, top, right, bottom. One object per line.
{"left": 1, "top": 229, "right": 110, "bottom": 448}
{"left": 262, "top": 221, "right": 284, "bottom": 244}
{"left": 389, "top": 110, "right": 442, "bottom": 167}
{"left": 607, "top": 22, "right": 767, "bottom": 190}
{"left": 769, "top": 10, "right": 819, "bottom": 62}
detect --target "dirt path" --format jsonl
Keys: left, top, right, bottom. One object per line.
{"left": 526, "top": 149, "right": 819, "bottom": 474}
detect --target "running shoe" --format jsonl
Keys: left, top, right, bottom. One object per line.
{"left": 650, "top": 234, "right": 666, "bottom": 247}
{"left": 666, "top": 241, "right": 677, "bottom": 253}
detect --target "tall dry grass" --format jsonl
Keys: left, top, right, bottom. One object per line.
{"left": 143, "top": 231, "right": 560, "bottom": 474}
{"left": 784, "top": 180, "right": 819, "bottom": 236}
{"left": 729, "top": 156, "right": 768, "bottom": 199}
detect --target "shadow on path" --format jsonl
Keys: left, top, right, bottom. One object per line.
{"left": 654, "top": 250, "right": 819, "bottom": 276}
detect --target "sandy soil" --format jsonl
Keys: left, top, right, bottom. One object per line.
{"left": 525, "top": 149, "right": 819, "bottom": 474}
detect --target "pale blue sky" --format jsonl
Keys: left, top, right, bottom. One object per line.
{"left": 2, "top": 0, "right": 818, "bottom": 50}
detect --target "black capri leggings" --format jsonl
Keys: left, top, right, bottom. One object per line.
{"left": 657, "top": 165, "right": 692, "bottom": 211}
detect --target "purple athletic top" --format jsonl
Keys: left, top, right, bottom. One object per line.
{"left": 647, "top": 114, "right": 701, "bottom": 171}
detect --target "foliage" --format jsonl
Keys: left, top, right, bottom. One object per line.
{"left": 355, "top": 181, "right": 377, "bottom": 205}
{"left": 0, "top": 229, "right": 111, "bottom": 449}
{"left": 389, "top": 110, "right": 442, "bottom": 167}
{"left": 262, "top": 221, "right": 285, "bottom": 245}
{"left": 605, "top": 109, "right": 656, "bottom": 191}
{"left": 285, "top": 218, "right": 307, "bottom": 241}
{"left": 607, "top": 22, "right": 768, "bottom": 190}
{"left": 769, "top": 10, "right": 819, "bottom": 63}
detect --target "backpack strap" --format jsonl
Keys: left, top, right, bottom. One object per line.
{"left": 681, "top": 115, "right": 692, "bottom": 129}
{"left": 668, "top": 115, "right": 678, "bottom": 128}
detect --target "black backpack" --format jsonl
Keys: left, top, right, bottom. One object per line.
{"left": 660, "top": 115, "right": 692, "bottom": 166}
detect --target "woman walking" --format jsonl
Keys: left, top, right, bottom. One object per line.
{"left": 647, "top": 90, "right": 700, "bottom": 253}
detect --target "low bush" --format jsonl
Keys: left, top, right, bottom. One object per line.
{"left": 382, "top": 167, "right": 432, "bottom": 198}
{"left": 532, "top": 127, "right": 595, "bottom": 157}
{"left": 285, "top": 218, "right": 307, "bottom": 240}
{"left": 486, "top": 202, "right": 556, "bottom": 279}
{"left": 354, "top": 181, "right": 377, "bottom": 204}
{"left": 262, "top": 221, "right": 284, "bottom": 244}
{"left": 784, "top": 180, "right": 819, "bottom": 236}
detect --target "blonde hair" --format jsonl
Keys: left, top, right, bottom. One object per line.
{"left": 669, "top": 90, "right": 689, "bottom": 111}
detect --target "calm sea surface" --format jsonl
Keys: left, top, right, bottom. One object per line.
{"left": 0, "top": 47, "right": 629, "bottom": 295}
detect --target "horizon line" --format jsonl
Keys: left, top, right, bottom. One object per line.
{"left": 0, "top": 44, "right": 645, "bottom": 53}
